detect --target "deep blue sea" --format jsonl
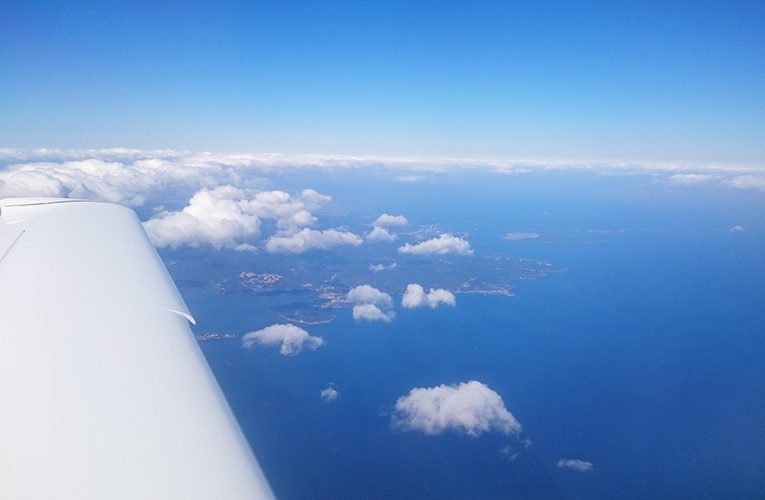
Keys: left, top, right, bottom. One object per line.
{"left": 173, "top": 170, "right": 765, "bottom": 499}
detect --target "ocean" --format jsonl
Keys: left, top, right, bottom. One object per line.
{"left": 175, "top": 171, "right": 765, "bottom": 498}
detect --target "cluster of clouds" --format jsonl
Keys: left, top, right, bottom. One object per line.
{"left": 241, "top": 324, "right": 323, "bottom": 355}
{"left": 0, "top": 150, "right": 486, "bottom": 255}
{"left": 401, "top": 284, "right": 456, "bottom": 309}
{"left": 392, "top": 380, "right": 521, "bottom": 436}
{"left": 399, "top": 234, "right": 473, "bottom": 256}
{"left": 144, "top": 185, "right": 366, "bottom": 253}
{"left": 366, "top": 213, "right": 408, "bottom": 243}
{"left": 347, "top": 283, "right": 456, "bottom": 322}
{"left": 347, "top": 285, "right": 396, "bottom": 322}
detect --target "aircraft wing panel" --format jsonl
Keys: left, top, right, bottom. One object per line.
{"left": 0, "top": 198, "right": 274, "bottom": 499}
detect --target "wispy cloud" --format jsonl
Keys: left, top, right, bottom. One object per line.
{"left": 401, "top": 284, "right": 456, "bottom": 309}
{"left": 392, "top": 380, "right": 521, "bottom": 436}
{"left": 321, "top": 384, "right": 339, "bottom": 401}
{"left": 394, "top": 175, "right": 424, "bottom": 183}
{"left": 370, "top": 263, "right": 397, "bottom": 272}
{"left": 399, "top": 234, "right": 473, "bottom": 256}
{"left": 503, "top": 232, "right": 540, "bottom": 241}
{"left": 557, "top": 459, "right": 594, "bottom": 472}
{"left": 727, "top": 175, "right": 765, "bottom": 191}
{"left": 241, "top": 324, "right": 324, "bottom": 355}
{"left": 668, "top": 173, "right": 713, "bottom": 184}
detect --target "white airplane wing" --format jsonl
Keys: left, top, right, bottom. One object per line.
{"left": 0, "top": 198, "right": 275, "bottom": 499}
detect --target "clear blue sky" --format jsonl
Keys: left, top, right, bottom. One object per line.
{"left": 1, "top": 0, "right": 763, "bottom": 164}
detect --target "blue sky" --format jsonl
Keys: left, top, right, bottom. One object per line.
{"left": 2, "top": 0, "right": 763, "bottom": 164}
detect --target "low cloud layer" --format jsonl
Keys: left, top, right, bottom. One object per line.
{"left": 392, "top": 380, "right": 521, "bottom": 436}
{"left": 557, "top": 459, "right": 594, "bottom": 472}
{"left": 3, "top": 149, "right": 764, "bottom": 211}
{"left": 402, "top": 284, "right": 456, "bottom": 308}
{"left": 347, "top": 285, "right": 395, "bottom": 322}
{"left": 399, "top": 234, "right": 473, "bottom": 256}
{"left": 241, "top": 324, "right": 324, "bottom": 355}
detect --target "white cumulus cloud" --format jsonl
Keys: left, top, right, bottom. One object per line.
{"left": 144, "top": 186, "right": 261, "bottom": 250}
{"left": 557, "top": 459, "right": 593, "bottom": 472}
{"left": 265, "top": 227, "right": 363, "bottom": 254}
{"left": 144, "top": 185, "right": 339, "bottom": 251}
{"left": 352, "top": 304, "right": 395, "bottom": 322}
{"left": 347, "top": 285, "right": 393, "bottom": 308}
{"left": 241, "top": 324, "right": 323, "bottom": 356}
{"left": 366, "top": 225, "right": 397, "bottom": 242}
{"left": 398, "top": 234, "right": 473, "bottom": 256}
{"left": 401, "top": 283, "right": 456, "bottom": 309}
{"left": 347, "top": 285, "right": 395, "bottom": 322}
{"left": 392, "top": 380, "right": 521, "bottom": 436}
{"left": 373, "top": 213, "right": 408, "bottom": 226}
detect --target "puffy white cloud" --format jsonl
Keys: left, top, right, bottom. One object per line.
{"left": 394, "top": 175, "right": 424, "bottom": 183}
{"left": 143, "top": 184, "right": 340, "bottom": 251}
{"left": 265, "top": 227, "right": 363, "bottom": 254}
{"left": 392, "top": 380, "right": 521, "bottom": 436}
{"left": 352, "top": 304, "right": 395, "bottom": 322}
{"left": 241, "top": 324, "right": 323, "bottom": 356}
{"left": 557, "top": 459, "right": 593, "bottom": 472}
{"left": 348, "top": 285, "right": 395, "bottom": 322}
{"left": 373, "top": 213, "right": 408, "bottom": 226}
{"left": 401, "top": 284, "right": 456, "bottom": 309}
{"left": 503, "top": 232, "right": 540, "bottom": 241}
{"left": 320, "top": 384, "right": 339, "bottom": 401}
{"left": 399, "top": 234, "right": 473, "bottom": 256}
{"left": 370, "top": 263, "right": 397, "bottom": 272}
{"left": 144, "top": 186, "right": 261, "bottom": 250}
{"left": 366, "top": 226, "right": 397, "bottom": 242}
{"left": 347, "top": 285, "right": 393, "bottom": 308}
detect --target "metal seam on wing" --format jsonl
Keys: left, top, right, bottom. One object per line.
{"left": 0, "top": 230, "right": 25, "bottom": 268}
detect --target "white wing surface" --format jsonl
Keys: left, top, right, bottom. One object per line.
{"left": 0, "top": 198, "right": 274, "bottom": 499}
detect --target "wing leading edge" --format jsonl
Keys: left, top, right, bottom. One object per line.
{"left": 0, "top": 198, "right": 274, "bottom": 499}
